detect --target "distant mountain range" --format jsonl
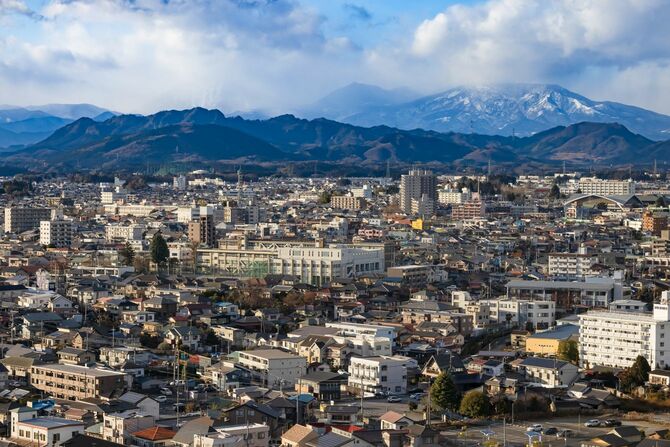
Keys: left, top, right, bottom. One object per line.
{"left": 2, "top": 107, "right": 669, "bottom": 172}
{"left": 0, "top": 104, "right": 115, "bottom": 147}
{"left": 304, "top": 83, "right": 670, "bottom": 140}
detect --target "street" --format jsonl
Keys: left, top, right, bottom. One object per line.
{"left": 439, "top": 416, "right": 669, "bottom": 447}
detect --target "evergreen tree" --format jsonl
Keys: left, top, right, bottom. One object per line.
{"left": 119, "top": 242, "right": 135, "bottom": 266}
{"left": 459, "top": 391, "right": 490, "bottom": 418}
{"left": 150, "top": 233, "right": 170, "bottom": 267}
{"left": 557, "top": 340, "right": 579, "bottom": 364}
{"left": 430, "top": 372, "right": 461, "bottom": 411}
{"left": 548, "top": 183, "right": 561, "bottom": 199}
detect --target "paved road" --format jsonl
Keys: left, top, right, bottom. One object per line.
{"left": 440, "top": 416, "right": 669, "bottom": 447}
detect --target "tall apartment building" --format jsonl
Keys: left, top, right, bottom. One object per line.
{"left": 579, "top": 292, "right": 670, "bottom": 369}
{"left": 39, "top": 219, "right": 73, "bottom": 247}
{"left": 451, "top": 200, "right": 485, "bottom": 220}
{"left": 578, "top": 177, "right": 635, "bottom": 195}
{"left": 400, "top": 169, "right": 437, "bottom": 215}
{"left": 188, "top": 215, "right": 215, "bottom": 247}
{"left": 547, "top": 249, "right": 597, "bottom": 279}
{"left": 30, "top": 363, "right": 127, "bottom": 400}
{"left": 331, "top": 195, "right": 366, "bottom": 210}
{"left": 643, "top": 210, "right": 668, "bottom": 236}
{"left": 4, "top": 207, "right": 54, "bottom": 233}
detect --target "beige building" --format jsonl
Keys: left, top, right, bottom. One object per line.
{"left": 237, "top": 349, "right": 306, "bottom": 387}
{"left": 330, "top": 195, "right": 366, "bottom": 210}
{"left": 30, "top": 363, "right": 127, "bottom": 400}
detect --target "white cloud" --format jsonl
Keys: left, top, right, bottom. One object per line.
{"left": 1, "top": 0, "right": 670, "bottom": 115}
{"left": 404, "top": 0, "right": 670, "bottom": 112}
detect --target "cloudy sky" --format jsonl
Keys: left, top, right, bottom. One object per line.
{"left": 1, "top": 0, "right": 669, "bottom": 115}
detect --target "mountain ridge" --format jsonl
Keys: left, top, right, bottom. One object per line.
{"left": 1, "top": 107, "right": 667, "bottom": 171}
{"left": 311, "top": 83, "right": 670, "bottom": 140}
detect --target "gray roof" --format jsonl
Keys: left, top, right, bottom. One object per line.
{"left": 520, "top": 357, "right": 570, "bottom": 370}
{"left": 172, "top": 416, "right": 213, "bottom": 445}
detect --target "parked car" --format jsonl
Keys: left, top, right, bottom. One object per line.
{"left": 154, "top": 395, "right": 167, "bottom": 403}
{"left": 410, "top": 393, "right": 425, "bottom": 401}
{"left": 604, "top": 419, "right": 621, "bottom": 427}
{"left": 160, "top": 387, "right": 172, "bottom": 396}
{"left": 527, "top": 424, "right": 543, "bottom": 432}
{"left": 173, "top": 402, "right": 186, "bottom": 411}
{"left": 556, "top": 429, "right": 574, "bottom": 438}
{"left": 387, "top": 395, "right": 402, "bottom": 403}
{"left": 585, "top": 420, "right": 601, "bottom": 427}
{"left": 543, "top": 427, "right": 558, "bottom": 435}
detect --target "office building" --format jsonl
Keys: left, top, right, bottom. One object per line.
{"left": 272, "top": 244, "right": 385, "bottom": 286}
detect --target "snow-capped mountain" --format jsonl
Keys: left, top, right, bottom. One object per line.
{"left": 320, "top": 83, "right": 670, "bottom": 140}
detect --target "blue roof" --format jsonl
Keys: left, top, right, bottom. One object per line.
{"left": 288, "top": 393, "right": 315, "bottom": 404}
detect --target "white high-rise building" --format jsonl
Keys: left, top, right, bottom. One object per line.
{"left": 579, "top": 291, "right": 670, "bottom": 369}
{"left": 400, "top": 169, "right": 437, "bottom": 215}
{"left": 39, "top": 219, "right": 73, "bottom": 247}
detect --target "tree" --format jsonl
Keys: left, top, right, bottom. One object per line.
{"left": 150, "top": 233, "right": 170, "bottom": 267}
{"left": 133, "top": 255, "right": 150, "bottom": 274}
{"left": 459, "top": 391, "right": 490, "bottom": 418}
{"left": 318, "top": 191, "right": 332, "bottom": 204}
{"left": 430, "top": 372, "right": 461, "bottom": 411}
{"left": 629, "top": 355, "right": 651, "bottom": 384}
{"left": 119, "top": 242, "right": 135, "bottom": 266}
{"left": 557, "top": 340, "right": 579, "bottom": 364}
{"left": 548, "top": 184, "right": 561, "bottom": 200}
{"left": 619, "top": 355, "right": 651, "bottom": 392}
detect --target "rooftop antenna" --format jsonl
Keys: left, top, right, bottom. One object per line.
{"left": 562, "top": 160, "right": 566, "bottom": 175}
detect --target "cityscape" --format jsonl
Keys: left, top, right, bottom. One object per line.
{"left": 1, "top": 1, "right": 670, "bottom": 447}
